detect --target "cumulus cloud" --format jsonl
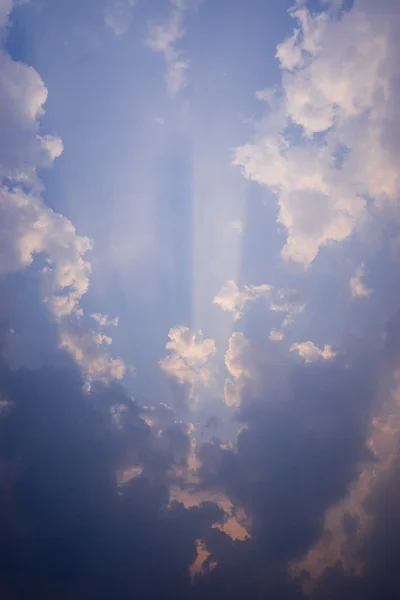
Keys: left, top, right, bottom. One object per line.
{"left": 350, "top": 263, "right": 372, "bottom": 298}
{"left": 290, "top": 340, "right": 336, "bottom": 362}
{"left": 213, "top": 280, "right": 272, "bottom": 320}
{"left": 145, "top": 3, "right": 192, "bottom": 95}
{"left": 0, "top": 3, "right": 91, "bottom": 320}
{"left": 234, "top": 0, "right": 400, "bottom": 265}
{"left": 160, "top": 326, "right": 216, "bottom": 388}
{"left": 104, "top": 0, "right": 136, "bottom": 36}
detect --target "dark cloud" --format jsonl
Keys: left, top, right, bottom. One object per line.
{"left": 1, "top": 326, "right": 396, "bottom": 600}
{"left": 0, "top": 359, "right": 230, "bottom": 599}
{"left": 196, "top": 344, "right": 383, "bottom": 582}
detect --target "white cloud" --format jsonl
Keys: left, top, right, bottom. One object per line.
{"left": 91, "top": 313, "right": 120, "bottom": 327}
{"left": 39, "top": 134, "right": 64, "bottom": 162}
{"left": 0, "top": 9, "right": 91, "bottom": 320}
{"left": 350, "top": 264, "right": 372, "bottom": 298}
{"left": 290, "top": 341, "right": 336, "bottom": 362}
{"left": 146, "top": 7, "right": 190, "bottom": 95}
{"left": 0, "top": 189, "right": 92, "bottom": 320}
{"left": 0, "top": 2, "right": 128, "bottom": 386}
{"left": 234, "top": 1, "right": 400, "bottom": 265}
{"left": 213, "top": 280, "right": 272, "bottom": 320}
{"left": 59, "top": 328, "right": 126, "bottom": 384}
{"left": 104, "top": 0, "right": 136, "bottom": 36}
{"left": 160, "top": 326, "right": 216, "bottom": 387}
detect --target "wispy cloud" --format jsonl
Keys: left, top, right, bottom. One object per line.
{"left": 350, "top": 264, "right": 372, "bottom": 298}
{"left": 145, "top": 1, "right": 195, "bottom": 95}
{"left": 213, "top": 280, "right": 272, "bottom": 320}
{"left": 91, "top": 313, "right": 120, "bottom": 327}
{"left": 104, "top": 0, "right": 136, "bottom": 36}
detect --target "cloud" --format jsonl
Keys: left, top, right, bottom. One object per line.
{"left": 269, "top": 287, "right": 305, "bottom": 328}
{"left": 350, "top": 264, "right": 372, "bottom": 298}
{"left": 91, "top": 313, "right": 120, "bottom": 327}
{"left": 224, "top": 332, "right": 250, "bottom": 407}
{"left": 213, "top": 280, "right": 272, "bottom": 320}
{"left": 269, "top": 328, "right": 284, "bottom": 341}
{"left": 0, "top": 358, "right": 231, "bottom": 598}
{"left": 224, "top": 332, "right": 288, "bottom": 407}
{"left": 59, "top": 327, "right": 126, "bottom": 385}
{"left": 234, "top": 0, "right": 400, "bottom": 265}
{"left": 290, "top": 341, "right": 336, "bottom": 362}
{"left": 160, "top": 326, "right": 216, "bottom": 388}
{"left": 198, "top": 336, "right": 381, "bottom": 588}
{"left": 145, "top": 6, "right": 190, "bottom": 95}
{"left": 291, "top": 317, "right": 400, "bottom": 598}
{"left": 104, "top": 0, "right": 136, "bottom": 36}
{"left": 0, "top": 4, "right": 91, "bottom": 320}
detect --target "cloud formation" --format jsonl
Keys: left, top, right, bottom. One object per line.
{"left": 234, "top": 0, "right": 400, "bottom": 265}
{"left": 291, "top": 341, "right": 336, "bottom": 362}
{"left": 91, "top": 313, "right": 120, "bottom": 327}
{"left": 213, "top": 280, "right": 272, "bottom": 320}
{"left": 160, "top": 326, "right": 216, "bottom": 388}
{"left": 0, "top": 3, "right": 91, "bottom": 320}
{"left": 3, "top": 1, "right": 400, "bottom": 599}
{"left": 146, "top": 1, "right": 193, "bottom": 95}
{"left": 59, "top": 327, "right": 127, "bottom": 385}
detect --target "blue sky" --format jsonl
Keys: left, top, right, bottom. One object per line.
{"left": 1, "top": 0, "right": 400, "bottom": 597}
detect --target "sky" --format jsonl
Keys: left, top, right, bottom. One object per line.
{"left": 1, "top": 0, "right": 400, "bottom": 597}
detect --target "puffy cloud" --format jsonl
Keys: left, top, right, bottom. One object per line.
{"left": 0, "top": 187, "right": 91, "bottom": 320}
{"left": 291, "top": 341, "right": 336, "bottom": 362}
{"left": 213, "top": 280, "right": 272, "bottom": 320}
{"left": 145, "top": 5, "right": 190, "bottom": 95}
{"left": 91, "top": 312, "right": 120, "bottom": 327}
{"left": 350, "top": 264, "right": 372, "bottom": 298}
{"left": 160, "top": 326, "right": 216, "bottom": 387}
{"left": 0, "top": 3, "right": 91, "bottom": 320}
{"left": 59, "top": 327, "right": 126, "bottom": 384}
{"left": 104, "top": 0, "right": 136, "bottom": 36}
{"left": 234, "top": 0, "right": 400, "bottom": 265}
